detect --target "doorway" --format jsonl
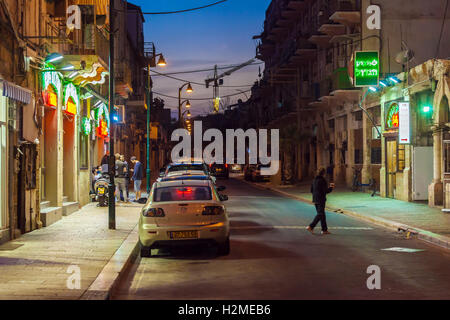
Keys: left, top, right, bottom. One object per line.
{"left": 386, "top": 138, "right": 397, "bottom": 198}
{"left": 63, "top": 115, "right": 75, "bottom": 201}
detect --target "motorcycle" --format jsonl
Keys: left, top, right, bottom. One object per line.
{"left": 91, "top": 173, "right": 110, "bottom": 207}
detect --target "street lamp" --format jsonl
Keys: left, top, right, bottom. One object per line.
{"left": 178, "top": 83, "right": 193, "bottom": 126}
{"left": 146, "top": 43, "right": 166, "bottom": 194}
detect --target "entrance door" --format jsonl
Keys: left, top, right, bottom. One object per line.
{"left": 386, "top": 139, "right": 397, "bottom": 198}
{"left": 0, "top": 121, "right": 6, "bottom": 228}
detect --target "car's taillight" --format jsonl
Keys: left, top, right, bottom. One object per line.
{"left": 142, "top": 208, "right": 165, "bottom": 217}
{"left": 225, "top": 164, "right": 228, "bottom": 168}
{"left": 202, "top": 206, "right": 224, "bottom": 215}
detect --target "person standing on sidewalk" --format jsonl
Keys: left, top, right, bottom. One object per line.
{"left": 130, "top": 156, "right": 143, "bottom": 201}
{"left": 307, "top": 167, "right": 334, "bottom": 235}
{"left": 115, "top": 153, "right": 128, "bottom": 202}
{"left": 120, "top": 154, "right": 130, "bottom": 201}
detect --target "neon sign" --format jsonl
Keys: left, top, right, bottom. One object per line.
{"left": 63, "top": 83, "right": 79, "bottom": 115}
{"left": 386, "top": 102, "right": 399, "bottom": 129}
{"left": 80, "top": 117, "right": 91, "bottom": 135}
{"left": 42, "top": 70, "right": 62, "bottom": 95}
{"left": 354, "top": 51, "right": 379, "bottom": 87}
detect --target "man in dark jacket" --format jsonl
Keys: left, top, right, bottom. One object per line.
{"left": 131, "top": 156, "right": 143, "bottom": 201}
{"left": 307, "top": 167, "right": 334, "bottom": 235}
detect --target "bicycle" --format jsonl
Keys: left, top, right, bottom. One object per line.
{"left": 352, "top": 167, "right": 377, "bottom": 197}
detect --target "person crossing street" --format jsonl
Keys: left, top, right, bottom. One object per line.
{"left": 307, "top": 167, "right": 334, "bottom": 235}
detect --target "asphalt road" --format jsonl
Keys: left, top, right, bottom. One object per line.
{"left": 113, "top": 177, "right": 450, "bottom": 300}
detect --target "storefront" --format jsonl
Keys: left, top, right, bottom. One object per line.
{"left": 92, "top": 102, "right": 109, "bottom": 166}
{"left": 0, "top": 82, "right": 8, "bottom": 239}
{"left": 41, "top": 70, "right": 62, "bottom": 206}
{"left": 62, "top": 83, "right": 80, "bottom": 202}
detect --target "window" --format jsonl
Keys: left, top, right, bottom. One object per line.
{"left": 371, "top": 147, "right": 381, "bottom": 164}
{"left": 354, "top": 110, "right": 363, "bottom": 121}
{"left": 79, "top": 132, "right": 88, "bottom": 169}
{"left": 397, "top": 144, "right": 406, "bottom": 172}
{"left": 354, "top": 149, "right": 362, "bottom": 164}
{"left": 153, "top": 186, "right": 212, "bottom": 202}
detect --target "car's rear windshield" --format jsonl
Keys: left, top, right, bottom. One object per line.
{"left": 168, "top": 164, "right": 205, "bottom": 172}
{"left": 153, "top": 186, "right": 212, "bottom": 202}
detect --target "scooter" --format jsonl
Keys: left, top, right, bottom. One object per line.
{"left": 91, "top": 173, "right": 110, "bottom": 207}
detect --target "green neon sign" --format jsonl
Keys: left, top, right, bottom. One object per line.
{"left": 354, "top": 51, "right": 379, "bottom": 87}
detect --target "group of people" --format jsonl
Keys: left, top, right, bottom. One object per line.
{"left": 94, "top": 153, "right": 144, "bottom": 202}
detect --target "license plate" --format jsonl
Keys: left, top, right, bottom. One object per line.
{"left": 98, "top": 187, "right": 105, "bottom": 195}
{"left": 169, "top": 230, "right": 198, "bottom": 239}
{"left": 216, "top": 168, "right": 222, "bottom": 172}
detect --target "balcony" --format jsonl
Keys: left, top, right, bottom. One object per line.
{"left": 43, "top": 16, "right": 110, "bottom": 69}
{"left": 329, "top": 0, "right": 361, "bottom": 27}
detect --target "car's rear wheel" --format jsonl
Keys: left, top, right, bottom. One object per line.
{"left": 140, "top": 243, "right": 152, "bottom": 257}
{"left": 217, "top": 237, "right": 230, "bottom": 256}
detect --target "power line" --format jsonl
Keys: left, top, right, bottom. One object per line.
{"left": 142, "top": 0, "right": 229, "bottom": 15}
{"left": 150, "top": 62, "right": 264, "bottom": 76}
{"left": 150, "top": 69, "right": 254, "bottom": 88}
{"left": 435, "top": 0, "right": 449, "bottom": 57}
{"left": 153, "top": 89, "right": 252, "bottom": 101}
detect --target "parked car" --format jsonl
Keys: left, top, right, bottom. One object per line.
{"left": 210, "top": 163, "right": 229, "bottom": 179}
{"left": 251, "top": 164, "right": 272, "bottom": 182}
{"left": 139, "top": 179, "right": 230, "bottom": 257}
{"left": 230, "top": 163, "right": 242, "bottom": 173}
{"left": 244, "top": 164, "right": 256, "bottom": 181}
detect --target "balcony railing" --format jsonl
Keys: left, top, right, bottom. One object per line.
{"left": 43, "top": 16, "right": 109, "bottom": 65}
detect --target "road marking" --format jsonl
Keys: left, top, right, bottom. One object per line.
{"left": 231, "top": 225, "right": 373, "bottom": 230}
{"left": 381, "top": 247, "right": 425, "bottom": 253}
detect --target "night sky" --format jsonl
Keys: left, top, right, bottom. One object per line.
{"left": 128, "top": 0, "right": 271, "bottom": 118}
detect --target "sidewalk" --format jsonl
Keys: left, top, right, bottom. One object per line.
{"left": 0, "top": 202, "right": 142, "bottom": 300}
{"left": 240, "top": 176, "right": 450, "bottom": 250}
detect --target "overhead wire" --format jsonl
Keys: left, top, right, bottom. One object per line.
{"left": 141, "top": 0, "right": 229, "bottom": 15}
{"left": 150, "top": 69, "right": 254, "bottom": 88}
{"left": 153, "top": 89, "right": 252, "bottom": 101}
{"left": 150, "top": 62, "right": 263, "bottom": 76}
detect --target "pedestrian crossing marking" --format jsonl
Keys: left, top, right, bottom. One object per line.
{"left": 231, "top": 225, "right": 373, "bottom": 230}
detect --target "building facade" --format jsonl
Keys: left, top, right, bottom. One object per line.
{"left": 0, "top": 0, "right": 149, "bottom": 244}
{"left": 244, "top": 0, "right": 450, "bottom": 207}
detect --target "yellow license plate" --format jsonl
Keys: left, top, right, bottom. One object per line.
{"left": 169, "top": 231, "right": 198, "bottom": 239}
{"left": 98, "top": 187, "right": 105, "bottom": 194}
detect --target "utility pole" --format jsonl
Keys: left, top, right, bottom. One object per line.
{"left": 108, "top": 0, "right": 116, "bottom": 230}
{"left": 146, "top": 58, "right": 152, "bottom": 194}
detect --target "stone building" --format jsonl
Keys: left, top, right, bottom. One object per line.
{"left": 246, "top": 0, "right": 450, "bottom": 207}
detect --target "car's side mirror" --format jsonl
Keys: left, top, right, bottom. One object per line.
{"left": 220, "top": 194, "right": 228, "bottom": 201}
{"left": 217, "top": 186, "right": 226, "bottom": 192}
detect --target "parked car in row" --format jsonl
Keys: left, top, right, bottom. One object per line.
{"left": 209, "top": 163, "right": 229, "bottom": 179}
{"left": 244, "top": 164, "right": 271, "bottom": 182}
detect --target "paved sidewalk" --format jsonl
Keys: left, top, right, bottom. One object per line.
{"left": 0, "top": 202, "right": 142, "bottom": 300}
{"left": 238, "top": 176, "right": 450, "bottom": 249}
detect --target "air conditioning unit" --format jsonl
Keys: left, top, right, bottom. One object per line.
{"left": 372, "top": 126, "right": 381, "bottom": 139}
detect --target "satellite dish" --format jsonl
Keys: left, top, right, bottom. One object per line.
{"left": 395, "top": 41, "right": 415, "bottom": 65}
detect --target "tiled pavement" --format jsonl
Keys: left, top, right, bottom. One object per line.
{"left": 0, "top": 202, "right": 142, "bottom": 300}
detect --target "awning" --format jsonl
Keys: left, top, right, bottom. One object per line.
{"left": 1, "top": 80, "right": 32, "bottom": 104}
{"left": 73, "top": 0, "right": 108, "bottom": 15}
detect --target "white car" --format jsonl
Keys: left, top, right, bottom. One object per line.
{"left": 139, "top": 179, "right": 230, "bottom": 257}
{"left": 157, "top": 162, "right": 216, "bottom": 184}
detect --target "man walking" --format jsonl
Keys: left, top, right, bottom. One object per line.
{"left": 307, "top": 167, "right": 334, "bottom": 235}
{"left": 115, "top": 153, "right": 128, "bottom": 202}
{"left": 130, "top": 156, "right": 143, "bottom": 201}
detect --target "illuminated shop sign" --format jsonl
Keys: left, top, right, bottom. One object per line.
{"left": 354, "top": 51, "right": 379, "bottom": 87}
{"left": 386, "top": 102, "right": 399, "bottom": 129}
{"left": 94, "top": 102, "right": 109, "bottom": 138}
{"left": 80, "top": 117, "right": 91, "bottom": 135}
{"left": 42, "top": 90, "right": 57, "bottom": 108}
{"left": 63, "top": 83, "right": 79, "bottom": 115}
{"left": 42, "top": 70, "right": 62, "bottom": 95}
{"left": 399, "top": 102, "right": 410, "bottom": 144}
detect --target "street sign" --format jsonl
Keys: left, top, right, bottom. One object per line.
{"left": 354, "top": 51, "right": 379, "bottom": 87}
{"left": 399, "top": 102, "right": 410, "bottom": 144}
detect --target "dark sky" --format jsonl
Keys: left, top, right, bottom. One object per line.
{"left": 128, "top": 0, "right": 271, "bottom": 118}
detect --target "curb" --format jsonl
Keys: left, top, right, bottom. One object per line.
{"left": 80, "top": 224, "right": 140, "bottom": 300}
{"left": 240, "top": 178, "right": 450, "bottom": 251}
